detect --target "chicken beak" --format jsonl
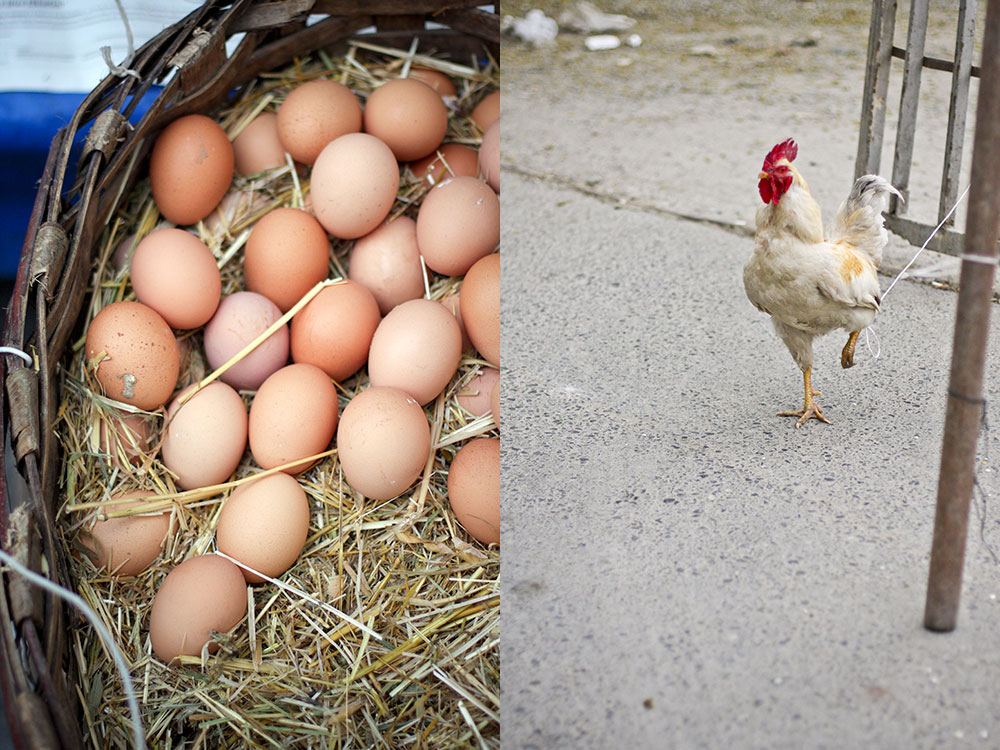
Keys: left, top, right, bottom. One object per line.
{"left": 758, "top": 170, "right": 769, "bottom": 181}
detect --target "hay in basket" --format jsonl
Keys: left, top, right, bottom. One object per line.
{"left": 52, "top": 37, "right": 499, "bottom": 750}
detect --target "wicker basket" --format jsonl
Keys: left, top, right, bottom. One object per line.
{"left": 0, "top": 2, "right": 499, "bottom": 747}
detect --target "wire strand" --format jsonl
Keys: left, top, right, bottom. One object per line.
{"left": 0, "top": 548, "right": 146, "bottom": 749}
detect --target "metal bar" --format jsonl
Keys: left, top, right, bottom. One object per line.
{"left": 924, "top": 0, "right": 1000, "bottom": 633}
{"left": 890, "top": 0, "right": 930, "bottom": 215}
{"left": 855, "top": 0, "right": 898, "bottom": 181}
{"left": 938, "top": 0, "right": 978, "bottom": 226}
{"left": 891, "top": 45, "right": 983, "bottom": 77}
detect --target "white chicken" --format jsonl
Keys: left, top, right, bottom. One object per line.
{"left": 743, "top": 138, "right": 901, "bottom": 426}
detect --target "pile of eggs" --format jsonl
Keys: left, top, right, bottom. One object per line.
{"left": 79, "top": 67, "right": 500, "bottom": 664}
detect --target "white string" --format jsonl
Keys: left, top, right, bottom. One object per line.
{"left": 0, "top": 548, "right": 146, "bottom": 749}
{"left": 0, "top": 347, "right": 33, "bottom": 366}
{"left": 100, "top": 0, "right": 141, "bottom": 80}
{"left": 213, "top": 551, "right": 384, "bottom": 642}
{"left": 881, "top": 183, "right": 971, "bottom": 300}
{"left": 864, "top": 183, "right": 972, "bottom": 360}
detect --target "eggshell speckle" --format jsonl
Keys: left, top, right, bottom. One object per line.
{"left": 447, "top": 437, "right": 500, "bottom": 545}
{"left": 204, "top": 292, "right": 289, "bottom": 391}
{"left": 276, "top": 79, "right": 362, "bottom": 165}
{"left": 81, "top": 490, "right": 171, "bottom": 576}
{"left": 367, "top": 298, "right": 462, "bottom": 406}
{"left": 415, "top": 176, "right": 500, "bottom": 276}
{"left": 336, "top": 386, "right": 430, "bottom": 501}
{"left": 216, "top": 472, "right": 310, "bottom": 584}
{"left": 459, "top": 253, "right": 500, "bottom": 365}
{"left": 161, "top": 382, "right": 248, "bottom": 490}
{"left": 149, "top": 114, "right": 234, "bottom": 225}
{"left": 245, "top": 207, "right": 330, "bottom": 312}
{"left": 85, "top": 301, "right": 180, "bottom": 410}
{"left": 311, "top": 133, "right": 399, "bottom": 239}
{"left": 148, "top": 554, "right": 247, "bottom": 664}
{"left": 289, "top": 280, "right": 380, "bottom": 382}
{"left": 348, "top": 216, "right": 427, "bottom": 316}
{"left": 130, "top": 228, "right": 222, "bottom": 330}
{"left": 363, "top": 78, "right": 448, "bottom": 162}
{"left": 248, "top": 363, "right": 338, "bottom": 474}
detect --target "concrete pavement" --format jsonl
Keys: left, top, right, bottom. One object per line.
{"left": 500, "top": 170, "right": 1000, "bottom": 749}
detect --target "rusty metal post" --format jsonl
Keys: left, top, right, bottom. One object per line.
{"left": 924, "top": 0, "right": 1000, "bottom": 632}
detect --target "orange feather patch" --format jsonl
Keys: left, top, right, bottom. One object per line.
{"left": 833, "top": 242, "right": 868, "bottom": 283}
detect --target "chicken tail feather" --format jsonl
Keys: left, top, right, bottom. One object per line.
{"left": 828, "top": 175, "right": 902, "bottom": 269}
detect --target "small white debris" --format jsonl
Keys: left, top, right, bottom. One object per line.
{"left": 585, "top": 35, "right": 621, "bottom": 51}
{"left": 689, "top": 44, "right": 720, "bottom": 57}
{"left": 506, "top": 9, "right": 558, "bottom": 45}
{"left": 625, "top": 34, "right": 642, "bottom": 48}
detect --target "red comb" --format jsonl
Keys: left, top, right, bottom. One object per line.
{"left": 762, "top": 138, "right": 798, "bottom": 171}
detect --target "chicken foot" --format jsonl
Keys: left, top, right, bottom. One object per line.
{"left": 841, "top": 330, "right": 861, "bottom": 369}
{"left": 777, "top": 367, "right": 831, "bottom": 427}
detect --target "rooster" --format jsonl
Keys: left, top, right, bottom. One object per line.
{"left": 743, "top": 138, "right": 900, "bottom": 426}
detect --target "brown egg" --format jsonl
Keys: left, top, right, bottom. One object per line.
{"left": 363, "top": 78, "right": 448, "bottom": 162}
{"left": 248, "top": 363, "right": 338, "bottom": 474}
{"left": 276, "top": 79, "right": 362, "bottom": 165}
{"left": 460, "top": 253, "right": 500, "bottom": 365}
{"left": 130, "top": 228, "right": 222, "bottom": 330}
{"left": 447, "top": 437, "right": 500, "bottom": 545}
{"left": 440, "top": 292, "right": 473, "bottom": 352}
{"left": 479, "top": 120, "right": 499, "bottom": 193}
{"left": 148, "top": 554, "right": 247, "bottom": 664}
{"left": 149, "top": 114, "right": 234, "bottom": 225}
{"left": 81, "top": 490, "right": 172, "bottom": 576}
{"left": 289, "top": 280, "right": 380, "bottom": 382}
{"left": 233, "top": 112, "right": 286, "bottom": 175}
{"left": 161, "top": 382, "right": 248, "bottom": 490}
{"left": 216, "top": 472, "right": 310, "bottom": 584}
{"left": 415, "top": 176, "right": 500, "bottom": 276}
{"left": 336, "top": 386, "right": 430, "bottom": 501}
{"left": 408, "top": 144, "right": 480, "bottom": 185}
{"left": 368, "top": 299, "right": 462, "bottom": 406}
{"left": 470, "top": 90, "right": 500, "bottom": 131}
{"left": 490, "top": 378, "right": 500, "bottom": 427}
{"left": 204, "top": 292, "right": 289, "bottom": 391}
{"left": 99, "top": 411, "right": 152, "bottom": 468}
{"left": 244, "top": 207, "right": 330, "bottom": 312}
{"left": 408, "top": 68, "right": 457, "bottom": 97}
{"left": 85, "top": 301, "right": 180, "bottom": 410}
{"left": 348, "top": 216, "right": 427, "bottom": 316}
{"left": 457, "top": 367, "right": 500, "bottom": 417}
{"left": 311, "top": 133, "right": 399, "bottom": 239}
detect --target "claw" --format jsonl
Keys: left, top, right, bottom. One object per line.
{"left": 778, "top": 403, "right": 831, "bottom": 427}
{"left": 777, "top": 366, "right": 831, "bottom": 427}
{"left": 841, "top": 330, "right": 860, "bottom": 369}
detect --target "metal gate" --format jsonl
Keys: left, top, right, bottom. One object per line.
{"left": 856, "top": 0, "right": 981, "bottom": 256}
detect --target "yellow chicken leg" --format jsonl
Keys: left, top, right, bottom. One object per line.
{"left": 777, "top": 367, "right": 831, "bottom": 427}
{"left": 841, "top": 330, "right": 861, "bottom": 369}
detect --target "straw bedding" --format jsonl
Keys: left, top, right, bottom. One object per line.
{"left": 54, "top": 39, "right": 499, "bottom": 749}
